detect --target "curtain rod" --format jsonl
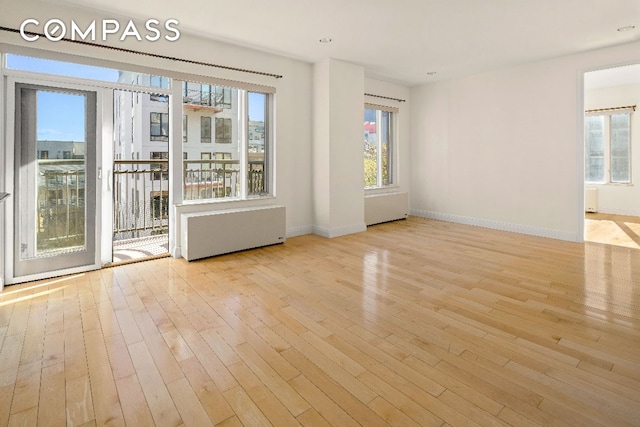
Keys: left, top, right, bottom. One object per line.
{"left": 585, "top": 105, "right": 636, "bottom": 113}
{"left": 0, "top": 26, "right": 283, "bottom": 79}
{"left": 365, "top": 93, "right": 406, "bottom": 103}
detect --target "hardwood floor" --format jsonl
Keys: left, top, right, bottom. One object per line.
{"left": 585, "top": 212, "right": 640, "bottom": 249}
{"left": 1, "top": 216, "right": 639, "bottom": 426}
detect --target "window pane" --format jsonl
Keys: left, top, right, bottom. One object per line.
{"left": 248, "top": 92, "right": 267, "bottom": 195}
{"left": 201, "top": 117, "right": 211, "bottom": 143}
{"left": 381, "top": 111, "right": 392, "bottom": 186}
{"left": 585, "top": 116, "right": 605, "bottom": 183}
{"left": 215, "top": 118, "right": 232, "bottom": 143}
{"left": 183, "top": 115, "right": 188, "bottom": 143}
{"left": 611, "top": 113, "right": 631, "bottom": 183}
{"left": 364, "top": 108, "right": 378, "bottom": 187}
{"left": 183, "top": 82, "right": 240, "bottom": 201}
{"left": 150, "top": 112, "right": 168, "bottom": 141}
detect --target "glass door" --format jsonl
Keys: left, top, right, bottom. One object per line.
{"left": 13, "top": 83, "right": 98, "bottom": 279}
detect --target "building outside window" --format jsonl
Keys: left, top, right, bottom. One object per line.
{"left": 182, "top": 83, "right": 271, "bottom": 201}
{"left": 364, "top": 106, "right": 393, "bottom": 188}
{"left": 585, "top": 110, "right": 632, "bottom": 184}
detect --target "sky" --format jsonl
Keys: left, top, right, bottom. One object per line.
{"left": 37, "top": 91, "right": 86, "bottom": 141}
{"left": 9, "top": 54, "right": 265, "bottom": 142}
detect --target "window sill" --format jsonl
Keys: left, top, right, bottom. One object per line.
{"left": 586, "top": 182, "right": 633, "bottom": 187}
{"left": 176, "top": 194, "right": 275, "bottom": 208}
{"left": 365, "top": 185, "right": 401, "bottom": 195}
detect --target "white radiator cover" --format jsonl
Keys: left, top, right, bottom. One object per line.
{"left": 365, "top": 192, "right": 409, "bottom": 226}
{"left": 585, "top": 188, "right": 598, "bottom": 213}
{"left": 181, "top": 205, "right": 286, "bottom": 261}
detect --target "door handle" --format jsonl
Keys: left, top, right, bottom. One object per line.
{"left": 107, "top": 170, "right": 112, "bottom": 191}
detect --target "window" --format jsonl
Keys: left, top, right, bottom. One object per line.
{"left": 183, "top": 115, "right": 188, "bottom": 143}
{"left": 150, "top": 112, "right": 169, "bottom": 142}
{"left": 585, "top": 111, "right": 631, "bottom": 184}
{"left": 151, "top": 191, "right": 169, "bottom": 220}
{"left": 248, "top": 92, "right": 267, "bottom": 195}
{"left": 201, "top": 117, "right": 211, "bottom": 143}
{"left": 364, "top": 107, "right": 393, "bottom": 188}
{"left": 182, "top": 84, "right": 272, "bottom": 201}
{"left": 215, "top": 118, "right": 232, "bottom": 144}
{"left": 150, "top": 151, "right": 168, "bottom": 180}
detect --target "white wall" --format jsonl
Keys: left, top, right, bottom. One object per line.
{"left": 411, "top": 40, "right": 640, "bottom": 241}
{"left": 0, "top": 0, "right": 314, "bottom": 259}
{"left": 585, "top": 83, "right": 640, "bottom": 216}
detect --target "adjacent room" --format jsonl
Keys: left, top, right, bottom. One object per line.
{"left": 0, "top": 1, "right": 639, "bottom": 426}
{"left": 584, "top": 64, "right": 640, "bottom": 249}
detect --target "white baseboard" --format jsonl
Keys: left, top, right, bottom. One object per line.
{"left": 596, "top": 207, "right": 640, "bottom": 217}
{"left": 287, "top": 225, "right": 314, "bottom": 238}
{"left": 313, "top": 222, "right": 367, "bottom": 238}
{"left": 410, "top": 209, "right": 579, "bottom": 242}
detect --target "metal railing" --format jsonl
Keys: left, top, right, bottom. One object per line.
{"left": 183, "top": 159, "right": 265, "bottom": 200}
{"left": 37, "top": 159, "right": 86, "bottom": 251}
{"left": 39, "top": 158, "right": 266, "bottom": 243}
{"left": 113, "top": 159, "right": 169, "bottom": 240}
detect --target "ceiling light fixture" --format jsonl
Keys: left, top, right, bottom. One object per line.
{"left": 319, "top": 37, "right": 332, "bottom": 43}
{"left": 617, "top": 25, "right": 636, "bottom": 32}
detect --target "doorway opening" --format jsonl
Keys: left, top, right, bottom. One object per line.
{"left": 111, "top": 89, "right": 170, "bottom": 264}
{"left": 584, "top": 64, "right": 640, "bottom": 249}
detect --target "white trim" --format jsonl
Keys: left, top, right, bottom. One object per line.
{"left": 313, "top": 223, "right": 367, "bottom": 238}
{"left": 286, "top": 225, "right": 313, "bottom": 238}
{"left": 577, "top": 68, "right": 586, "bottom": 243}
{"left": 410, "top": 209, "right": 579, "bottom": 242}
{"left": 0, "top": 60, "right": 5, "bottom": 290}
{"left": 595, "top": 207, "right": 640, "bottom": 216}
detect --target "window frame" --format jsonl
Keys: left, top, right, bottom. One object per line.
{"left": 181, "top": 85, "right": 273, "bottom": 203}
{"left": 150, "top": 112, "right": 169, "bottom": 142}
{"left": 585, "top": 110, "right": 632, "bottom": 185}
{"left": 364, "top": 104, "right": 396, "bottom": 189}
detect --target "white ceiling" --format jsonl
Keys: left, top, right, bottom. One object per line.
{"left": 55, "top": 0, "right": 640, "bottom": 86}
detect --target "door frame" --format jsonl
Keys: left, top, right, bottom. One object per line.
{"left": 3, "top": 74, "right": 105, "bottom": 284}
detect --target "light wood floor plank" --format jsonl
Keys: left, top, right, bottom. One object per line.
{"left": 115, "top": 374, "right": 156, "bottom": 427}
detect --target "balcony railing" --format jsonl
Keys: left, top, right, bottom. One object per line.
{"left": 37, "top": 159, "right": 266, "bottom": 244}
{"left": 37, "top": 159, "right": 86, "bottom": 252}
{"left": 113, "top": 159, "right": 169, "bottom": 240}
{"left": 183, "top": 159, "right": 265, "bottom": 200}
